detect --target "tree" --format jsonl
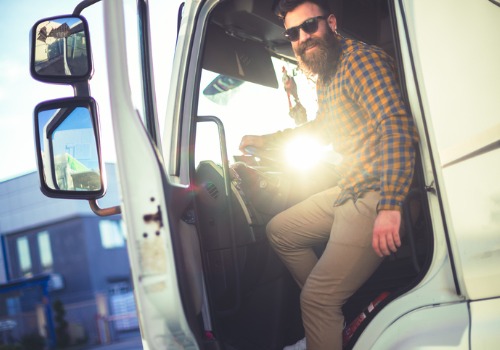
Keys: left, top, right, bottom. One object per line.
{"left": 53, "top": 299, "right": 70, "bottom": 348}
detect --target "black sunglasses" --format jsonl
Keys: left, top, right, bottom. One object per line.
{"left": 283, "top": 16, "right": 326, "bottom": 42}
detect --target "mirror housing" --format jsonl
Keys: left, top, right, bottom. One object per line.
{"left": 34, "top": 97, "right": 105, "bottom": 199}
{"left": 30, "top": 15, "right": 92, "bottom": 84}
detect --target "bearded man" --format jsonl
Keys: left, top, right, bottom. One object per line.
{"left": 239, "top": 0, "right": 419, "bottom": 349}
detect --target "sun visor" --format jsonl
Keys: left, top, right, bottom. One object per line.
{"left": 202, "top": 23, "right": 278, "bottom": 89}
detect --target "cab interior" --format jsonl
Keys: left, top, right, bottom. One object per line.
{"left": 187, "top": 0, "right": 433, "bottom": 348}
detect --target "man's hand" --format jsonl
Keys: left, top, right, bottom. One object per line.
{"left": 239, "top": 135, "right": 266, "bottom": 154}
{"left": 372, "top": 209, "right": 402, "bottom": 257}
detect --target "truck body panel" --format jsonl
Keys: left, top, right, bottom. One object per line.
{"left": 397, "top": 0, "right": 500, "bottom": 301}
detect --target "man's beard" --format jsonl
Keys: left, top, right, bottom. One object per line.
{"left": 295, "top": 29, "right": 341, "bottom": 81}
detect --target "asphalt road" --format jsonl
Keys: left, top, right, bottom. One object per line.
{"left": 85, "top": 336, "right": 143, "bottom": 350}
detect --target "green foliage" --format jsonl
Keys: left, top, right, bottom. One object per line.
{"left": 0, "top": 345, "right": 22, "bottom": 350}
{"left": 20, "top": 333, "right": 46, "bottom": 350}
{"left": 53, "top": 299, "right": 70, "bottom": 348}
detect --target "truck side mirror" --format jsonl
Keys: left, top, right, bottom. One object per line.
{"left": 30, "top": 15, "right": 92, "bottom": 84}
{"left": 34, "top": 97, "right": 105, "bottom": 199}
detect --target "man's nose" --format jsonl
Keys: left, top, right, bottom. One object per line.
{"left": 298, "top": 28, "right": 312, "bottom": 43}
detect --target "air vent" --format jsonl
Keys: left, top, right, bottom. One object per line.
{"left": 204, "top": 182, "right": 219, "bottom": 199}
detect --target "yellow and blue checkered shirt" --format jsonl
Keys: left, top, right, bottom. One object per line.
{"left": 270, "top": 37, "right": 419, "bottom": 211}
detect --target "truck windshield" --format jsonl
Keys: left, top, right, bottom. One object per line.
{"left": 196, "top": 57, "right": 317, "bottom": 167}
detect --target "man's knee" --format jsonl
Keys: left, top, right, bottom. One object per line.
{"left": 265, "top": 214, "right": 282, "bottom": 246}
{"left": 300, "top": 281, "right": 343, "bottom": 312}
{"left": 300, "top": 282, "right": 326, "bottom": 311}
{"left": 300, "top": 283, "right": 315, "bottom": 310}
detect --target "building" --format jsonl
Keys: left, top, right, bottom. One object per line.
{"left": 0, "top": 164, "right": 138, "bottom": 348}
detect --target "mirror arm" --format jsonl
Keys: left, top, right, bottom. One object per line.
{"left": 89, "top": 199, "right": 121, "bottom": 217}
{"left": 73, "top": 82, "right": 91, "bottom": 97}
{"left": 73, "top": 0, "right": 102, "bottom": 16}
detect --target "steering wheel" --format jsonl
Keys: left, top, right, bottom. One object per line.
{"left": 243, "top": 146, "right": 283, "bottom": 165}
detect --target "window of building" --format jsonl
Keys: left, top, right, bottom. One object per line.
{"left": 16, "top": 237, "right": 32, "bottom": 276}
{"left": 108, "top": 281, "right": 138, "bottom": 331}
{"left": 99, "top": 220, "right": 125, "bottom": 249}
{"left": 37, "top": 231, "right": 53, "bottom": 270}
{"left": 6, "top": 297, "right": 21, "bottom": 316}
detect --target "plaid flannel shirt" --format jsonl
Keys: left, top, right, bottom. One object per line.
{"left": 269, "top": 37, "right": 419, "bottom": 211}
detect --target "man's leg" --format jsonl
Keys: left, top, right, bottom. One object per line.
{"left": 266, "top": 187, "right": 341, "bottom": 287}
{"left": 301, "top": 191, "right": 384, "bottom": 350}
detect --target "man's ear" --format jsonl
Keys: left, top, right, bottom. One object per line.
{"left": 327, "top": 14, "right": 337, "bottom": 32}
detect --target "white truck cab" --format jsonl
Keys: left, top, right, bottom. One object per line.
{"left": 30, "top": 0, "right": 500, "bottom": 349}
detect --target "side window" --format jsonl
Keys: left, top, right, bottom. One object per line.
{"left": 195, "top": 116, "right": 222, "bottom": 167}
{"left": 37, "top": 231, "right": 53, "bottom": 271}
{"left": 99, "top": 220, "right": 125, "bottom": 249}
{"left": 16, "top": 237, "right": 32, "bottom": 277}
{"left": 195, "top": 59, "right": 316, "bottom": 167}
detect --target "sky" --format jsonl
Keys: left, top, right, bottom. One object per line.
{"left": 1, "top": 1, "right": 83, "bottom": 181}
{"left": 0, "top": 0, "right": 180, "bottom": 182}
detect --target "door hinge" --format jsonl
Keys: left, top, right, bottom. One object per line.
{"left": 424, "top": 180, "right": 436, "bottom": 195}
{"left": 143, "top": 205, "right": 163, "bottom": 227}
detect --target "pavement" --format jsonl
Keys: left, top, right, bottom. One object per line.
{"left": 84, "top": 335, "right": 143, "bottom": 350}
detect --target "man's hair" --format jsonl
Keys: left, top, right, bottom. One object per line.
{"left": 274, "top": 0, "right": 331, "bottom": 19}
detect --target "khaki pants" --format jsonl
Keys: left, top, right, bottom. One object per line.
{"left": 266, "top": 187, "right": 383, "bottom": 350}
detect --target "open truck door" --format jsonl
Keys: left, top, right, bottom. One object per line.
{"left": 30, "top": 2, "right": 203, "bottom": 349}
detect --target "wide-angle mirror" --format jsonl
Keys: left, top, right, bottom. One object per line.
{"left": 30, "top": 15, "right": 92, "bottom": 83}
{"left": 34, "top": 97, "right": 105, "bottom": 199}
